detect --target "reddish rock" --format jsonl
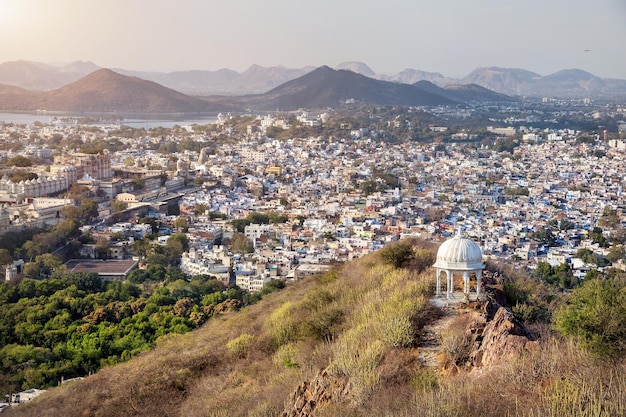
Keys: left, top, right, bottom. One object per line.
{"left": 282, "top": 369, "right": 350, "bottom": 417}
{"left": 471, "top": 302, "right": 537, "bottom": 368}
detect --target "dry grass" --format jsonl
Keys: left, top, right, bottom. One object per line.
{"left": 6, "top": 276, "right": 322, "bottom": 417}
{"left": 405, "top": 335, "right": 626, "bottom": 417}
{"left": 226, "top": 333, "right": 256, "bottom": 358}
{"left": 437, "top": 315, "right": 473, "bottom": 372}
{"left": 7, "top": 243, "right": 626, "bottom": 417}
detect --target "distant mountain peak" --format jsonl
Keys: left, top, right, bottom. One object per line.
{"left": 334, "top": 62, "right": 376, "bottom": 77}
{"left": 0, "top": 68, "right": 224, "bottom": 113}
{"left": 257, "top": 65, "right": 454, "bottom": 109}
{"left": 544, "top": 68, "right": 596, "bottom": 80}
{"left": 58, "top": 60, "right": 101, "bottom": 74}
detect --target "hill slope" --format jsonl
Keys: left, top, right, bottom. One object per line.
{"left": 4, "top": 246, "right": 438, "bottom": 416}
{"left": 115, "top": 68, "right": 241, "bottom": 95}
{"left": 37, "top": 69, "right": 217, "bottom": 112}
{"left": 8, "top": 241, "right": 620, "bottom": 417}
{"left": 0, "top": 83, "right": 34, "bottom": 95}
{"left": 412, "top": 80, "right": 515, "bottom": 103}
{"left": 241, "top": 66, "right": 456, "bottom": 110}
{"left": 0, "top": 60, "right": 98, "bottom": 91}
{"left": 460, "top": 66, "right": 626, "bottom": 97}
{"left": 0, "top": 69, "right": 231, "bottom": 113}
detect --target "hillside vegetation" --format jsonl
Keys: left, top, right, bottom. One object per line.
{"left": 5, "top": 240, "right": 626, "bottom": 417}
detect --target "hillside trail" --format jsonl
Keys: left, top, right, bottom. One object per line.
{"left": 418, "top": 291, "right": 478, "bottom": 368}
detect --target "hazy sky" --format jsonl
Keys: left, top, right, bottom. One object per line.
{"left": 2, "top": 0, "right": 625, "bottom": 78}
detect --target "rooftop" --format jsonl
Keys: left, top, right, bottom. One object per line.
{"left": 64, "top": 259, "right": 138, "bottom": 279}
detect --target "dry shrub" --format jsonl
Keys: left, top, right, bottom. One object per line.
{"left": 437, "top": 315, "right": 473, "bottom": 371}
{"left": 315, "top": 402, "right": 361, "bottom": 417}
{"left": 205, "top": 411, "right": 231, "bottom": 417}
{"left": 301, "top": 286, "right": 335, "bottom": 311}
{"left": 226, "top": 333, "right": 256, "bottom": 358}
{"left": 407, "top": 247, "right": 436, "bottom": 274}
{"left": 329, "top": 326, "right": 385, "bottom": 405}
{"left": 272, "top": 342, "right": 299, "bottom": 368}
{"left": 405, "top": 329, "right": 626, "bottom": 417}
{"left": 266, "top": 301, "right": 297, "bottom": 348}
{"left": 412, "top": 368, "right": 439, "bottom": 393}
{"left": 326, "top": 263, "right": 433, "bottom": 407}
{"left": 377, "top": 348, "right": 420, "bottom": 388}
{"left": 247, "top": 400, "right": 284, "bottom": 417}
{"left": 301, "top": 306, "right": 344, "bottom": 341}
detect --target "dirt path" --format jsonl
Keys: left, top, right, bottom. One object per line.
{"left": 417, "top": 293, "right": 476, "bottom": 368}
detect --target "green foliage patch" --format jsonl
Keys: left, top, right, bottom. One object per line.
{"left": 0, "top": 274, "right": 248, "bottom": 393}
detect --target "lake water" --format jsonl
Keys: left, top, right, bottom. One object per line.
{"left": 0, "top": 112, "right": 219, "bottom": 129}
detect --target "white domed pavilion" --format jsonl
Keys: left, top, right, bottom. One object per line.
{"left": 433, "top": 231, "right": 485, "bottom": 299}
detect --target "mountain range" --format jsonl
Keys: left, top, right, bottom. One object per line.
{"left": 2, "top": 60, "right": 626, "bottom": 100}
{"left": 0, "top": 65, "right": 517, "bottom": 113}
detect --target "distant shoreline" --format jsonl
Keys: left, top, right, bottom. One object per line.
{"left": 0, "top": 111, "right": 222, "bottom": 128}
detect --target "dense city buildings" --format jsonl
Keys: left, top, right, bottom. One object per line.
{"left": 1, "top": 100, "right": 625, "bottom": 287}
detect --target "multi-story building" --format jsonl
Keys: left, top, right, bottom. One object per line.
{"left": 54, "top": 152, "right": 112, "bottom": 180}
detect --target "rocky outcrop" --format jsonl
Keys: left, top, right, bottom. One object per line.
{"left": 284, "top": 286, "right": 537, "bottom": 416}
{"left": 469, "top": 290, "right": 538, "bottom": 368}
{"left": 282, "top": 369, "right": 350, "bottom": 417}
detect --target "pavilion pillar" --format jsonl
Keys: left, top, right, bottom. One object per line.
{"left": 463, "top": 271, "right": 469, "bottom": 294}
{"left": 436, "top": 268, "right": 442, "bottom": 296}
{"left": 476, "top": 270, "right": 482, "bottom": 297}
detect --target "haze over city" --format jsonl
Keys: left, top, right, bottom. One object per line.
{"left": 1, "top": 0, "right": 626, "bottom": 79}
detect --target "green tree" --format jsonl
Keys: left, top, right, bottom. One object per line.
{"left": 173, "top": 217, "right": 188, "bottom": 231}
{"left": 147, "top": 264, "right": 166, "bottom": 281}
{"left": 247, "top": 212, "right": 270, "bottom": 225}
{"left": 553, "top": 262, "right": 576, "bottom": 288}
{"left": 195, "top": 203, "right": 207, "bottom": 216}
{"left": 378, "top": 240, "right": 415, "bottom": 268}
{"left": 34, "top": 254, "right": 62, "bottom": 276}
{"left": 607, "top": 245, "right": 626, "bottom": 263}
{"left": 533, "top": 261, "right": 553, "bottom": 281}
{"left": 95, "top": 237, "right": 111, "bottom": 260}
{"left": 555, "top": 276, "right": 626, "bottom": 358}
{"left": 231, "top": 218, "right": 251, "bottom": 233}
{"left": 123, "top": 156, "right": 135, "bottom": 167}
{"left": 532, "top": 227, "right": 556, "bottom": 247}
{"left": 146, "top": 253, "right": 169, "bottom": 267}
{"left": 163, "top": 235, "right": 187, "bottom": 266}
{"left": 80, "top": 199, "right": 99, "bottom": 222}
{"left": 64, "top": 272, "right": 103, "bottom": 292}
{"left": 231, "top": 233, "right": 253, "bottom": 254}
{"left": 598, "top": 206, "right": 620, "bottom": 229}
{"left": 9, "top": 170, "right": 38, "bottom": 182}
{"left": 576, "top": 248, "right": 610, "bottom": 267}
{"left": 167, "top": 233, "right": 189, "bottom": 252}
{"left": 22, "top": 262, "right": 40, "bottom": 278}
{"left": 5, "top": 155, "right": 33, "bottom": 167}
{"left": 591, "top": 227, "right": 609, "bottom": 248}
{"left": 0, "top": 248, "right": 13, "bottom": 266}
{"left": 128, "top": 269, "right": 148, "bottom": 284}
{"left": 111, "top": 200, "right": 128, "bottom": 212}
{"left": 268, "top": 211, "right": 288, "bottom": 224}
{"left": 53, "top": 219, "right": 79, "bottom": 238}
{"left": 559, "top": 218, "right": 575, "bottom": 231}
{"left": 66, "top": 184, "right": 90, "bottom": 203}
{"left": 60, "top": 205, "right": 80, "bottom": 221}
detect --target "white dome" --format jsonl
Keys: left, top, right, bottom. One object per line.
{"left": 433, "top": 234, "right": 484, "bottom": 270}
